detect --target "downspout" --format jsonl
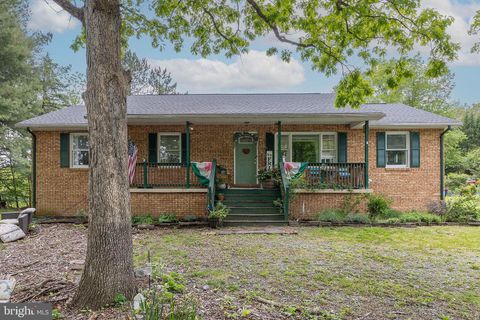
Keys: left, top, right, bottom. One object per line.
{"left": 440, "top": 125, "right": 451, "bottom": 200}
{"left": 27, "top": 128, "right": 36, "bottom": 208}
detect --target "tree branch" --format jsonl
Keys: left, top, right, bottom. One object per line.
{"left": 50, "top": 0, "right": 84, "bottom": 24}
{"left": 245, "top": 0, "right": 350, "bottom": 71}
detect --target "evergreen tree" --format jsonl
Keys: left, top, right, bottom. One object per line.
{"left": 122, "top": 50, "right": 177, "bottom": 95}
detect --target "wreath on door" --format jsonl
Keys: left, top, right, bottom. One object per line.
{"left": 242, "top": 148, "right": 251, "bottom": 155}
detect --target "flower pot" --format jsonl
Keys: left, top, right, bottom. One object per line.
{"left": 208, "top": 218, "right": 218, "bottom": 228}
{"left": 218, "top": 183, "right": 227, "bottom": 190}
{"left": 217, "top": 194, "right": 225, "bottom": 201}
{"left": 260, "top": 179, "right": 275, "bottom": 189}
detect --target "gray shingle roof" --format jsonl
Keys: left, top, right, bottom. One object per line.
{"left": 16, "top": 93, "right": 460, "bottom": 128}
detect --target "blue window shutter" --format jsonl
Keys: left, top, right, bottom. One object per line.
{"left": 60, "top": 133, "right": 70, "bottom": 168}
{"left": 266, "top": 132, "right": 275, "bottom": 166}
{"left": 148, "top": 133, "right": 157, "bottom": 163}
{"left": 337, "top": 132, "right": 347, "bottom": 163}
{"left": 410, "top": 132, "right": 420, "bottom": 168}
{"left": 376, "top": 132, "right": 386, "bottom": 168}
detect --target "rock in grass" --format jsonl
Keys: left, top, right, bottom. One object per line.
{"left": 0, "top": 277, "right": 16, "bottom": 302}
{"left": 0, "top": 225, "right": 25, "bottom": 243}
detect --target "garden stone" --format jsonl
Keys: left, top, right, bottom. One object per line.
{"left": 135, "top": 264, "right": 152, "bottom": 277}
{"left": 0, "top": 225, "right": 25, "bottom": 243}
{"left": 137, "top": 224, "right": 154, "bottom": 230}
{"left": 202, "top": 285, "right": 210, "bottom": 291}
{"left": 0, "top": 277, "right": 16, "bottom": 302}
{"left": 0, "top": 224, "right": 18, "bottom": 236}
{"left": 133, "top": 293, "right": 145, "bottom": 311}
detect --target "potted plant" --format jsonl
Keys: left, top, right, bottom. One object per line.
{"left": 208, "top": 202, "right": 230, "bottom": 228}
{"left": 257, "top": 167, "right": 281, "bottom": 189}
{"left": 217, "top": 193, "right": 225, "bottom": 201}
{"left": 217, "top": 177, "right": 227, "bottom": 190}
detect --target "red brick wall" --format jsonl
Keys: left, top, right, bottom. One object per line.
{"left": 34, "top": 125, "right": 442, "bottom": 217}
{"left": 130, "top": 191, "right": 207, "bottom": 218}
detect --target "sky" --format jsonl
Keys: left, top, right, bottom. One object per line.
{"left": 28, "top": 0, "right": 480, "bottom": 105}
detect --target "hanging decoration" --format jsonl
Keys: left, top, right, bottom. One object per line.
{"left": 191, "top": 162, "right": 213, "bottom": 186}
{"left": 283, "top": 162, "right": 308, "bottom": 180}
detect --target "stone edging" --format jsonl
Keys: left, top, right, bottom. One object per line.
{"left": 289, "top": 221, "right": 480, "bottom": 227}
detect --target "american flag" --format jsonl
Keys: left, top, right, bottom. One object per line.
{"left": 128, "top": 140, "right": 138, "bottom": 184}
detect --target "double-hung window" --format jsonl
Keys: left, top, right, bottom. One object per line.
{"left": 276, "top": 133, "right": 337, "bottom": 163}
{"left": 70, "top": 133, "right": 89, "bottom": 168}
{"left": 158, "top": 133, "right": 181, "bottom": 163}
{"left": 386, "top": 132, "right": 409, "bottom": 167}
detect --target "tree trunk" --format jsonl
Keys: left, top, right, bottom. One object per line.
{"left": 71, "top": 0, "right": 136, "bottom": 309}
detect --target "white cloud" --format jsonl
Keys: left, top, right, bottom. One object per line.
{"left": 29, "top": 0, "right": 79, "bottom": 33}
{"left": 149, "top": 50, "right": 305, "bottom": 92}
{"left": 423, "top": 0, "right": 480, "bottom": 66}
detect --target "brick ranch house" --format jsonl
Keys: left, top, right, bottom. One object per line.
{"left": 17, "top": 93, "right": 460, "bottom": 225}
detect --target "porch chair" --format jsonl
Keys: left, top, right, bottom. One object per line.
{"left": 0, "top": 208, "right": 36, "bottom": 234}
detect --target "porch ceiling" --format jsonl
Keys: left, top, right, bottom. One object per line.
{"left": 126, "top": 113, "right": 385, "bottom": 125}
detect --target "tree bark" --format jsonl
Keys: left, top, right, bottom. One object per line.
{"left": 71, "top": 0, "right": 136, "bottom": 309}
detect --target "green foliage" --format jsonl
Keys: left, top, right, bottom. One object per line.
{"left": 67, "top": 0, "right": 459, "bottom": 108}
{"left": 470, "top": 10, "right": 480, "bottom": 53}
{"left": 158, "top": 214, "right": 178, "bottom": 223}
{"left": 114, "top": 293, "right": 127, "bottom": 306}
{"left": 367, "top": 194, "right": 392, "bottom": 222}
{"left": 0, "top": 0, "right": 84, "bottom": 208}
{"left": 462, "top": 111, "right": 480, "bottom": 151}
{"left": 208, "top": 202, "right": 230, "bottom": 221}
{"left": 387, "top": 212, "right": 442, "bottom": 224}
{"left": 344, "top": 213, "right": 371, "bottom": 224}
{"left": 315, "top": 209, "right": 371, "bottom": 224}
{"left": 444, "top": 130, "right": 468, "bottom": 174}
{"left": 133, "top": 289, "right": 197, "bottom": 320}
{"left": 132, "top": 214, "right": 155, "bottom": 225}
{"left": 51, "top": 309, "right": 62, "bottom": 320}
{"left": 315, "top": 209, "right": 346, "bottom": 223}
{"left": 446, "top": 173, "right": 470, "bottom": 193}
{"left": 256, "top": 167, "right": 280, "bottom": 183}
{"left": 367, "top": 55, "right": 456, "bottom": 117}
{"left": 161, "top": 272, "right": 185, "bottom": 293}
{"left": 122, "top": 50, "right": 178, "bottom": 95}
{"left": 446, "top": 187, "right": 480, "bottom": 222}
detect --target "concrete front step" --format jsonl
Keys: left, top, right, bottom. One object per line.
{"left": 226, "top": 213, "right": 285, "bottom": 221}
{"left": 223, "top": 220, "right": 288, "bottom": 227}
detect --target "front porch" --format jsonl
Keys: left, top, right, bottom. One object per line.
{"left": 128, "top": 120, "right": 372, "bottom": 224}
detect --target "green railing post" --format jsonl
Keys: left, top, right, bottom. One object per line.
{"left": 277, "top": 121, "right": 282, "bottom": 169}
{"left": 143, "top": 160, "right": 148, "bottom": 188}
{"left": 186, "top": 121, "right": 191, "bottom": 188}
{"left": 364, "top": 120, "right": 369, "bottom": 189}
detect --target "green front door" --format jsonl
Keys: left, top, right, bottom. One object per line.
{"left": 235, "top": 137, "right": 257, "bottom": 185}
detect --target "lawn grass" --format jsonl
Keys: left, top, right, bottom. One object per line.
{"left": 134, "top": 226, "right": 480, "bottom": 319}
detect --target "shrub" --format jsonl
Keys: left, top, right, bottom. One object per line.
{"left": 114, "top": 293, "right": 127, "bottom": 306}
{"left": 208, "top": 202, "right": 230, "bottom": 221}
{"left": 401, "top": 212, "right": 442, "bottom": 224}
{"left": 315, "top": 209, "right": 346, "bottom": 223}
{"left": 446, "top": 194, "right": 480, "bottom": 222}
{"left": 158, "top": 214, "right": 178, "bottom": 223}
{"left": 132, "top": 214, "right": 154, "bottom": 225}
{"left": 344, "top": 213, "right": 371, "bottom": 224}
{"left": 446, "top": 173, "right": 469, "bottom": 193}
{"left": 427, "top": 200, "right": 448, "bottom": 217}
{"left": 367, "top": 194, "right": 392, "bottom": 221}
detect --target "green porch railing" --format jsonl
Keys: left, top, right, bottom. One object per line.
{"left": 279, "top": 160, "right": 289, "bottom": 220}
{"left": 131, "top": 161, "right": 203, "bottom": 188}
{"left": 303, "top": 163, "right": 366, "bottom": 189}
{"left": 207, "top": 159, "right": 217, "bottom": 211}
